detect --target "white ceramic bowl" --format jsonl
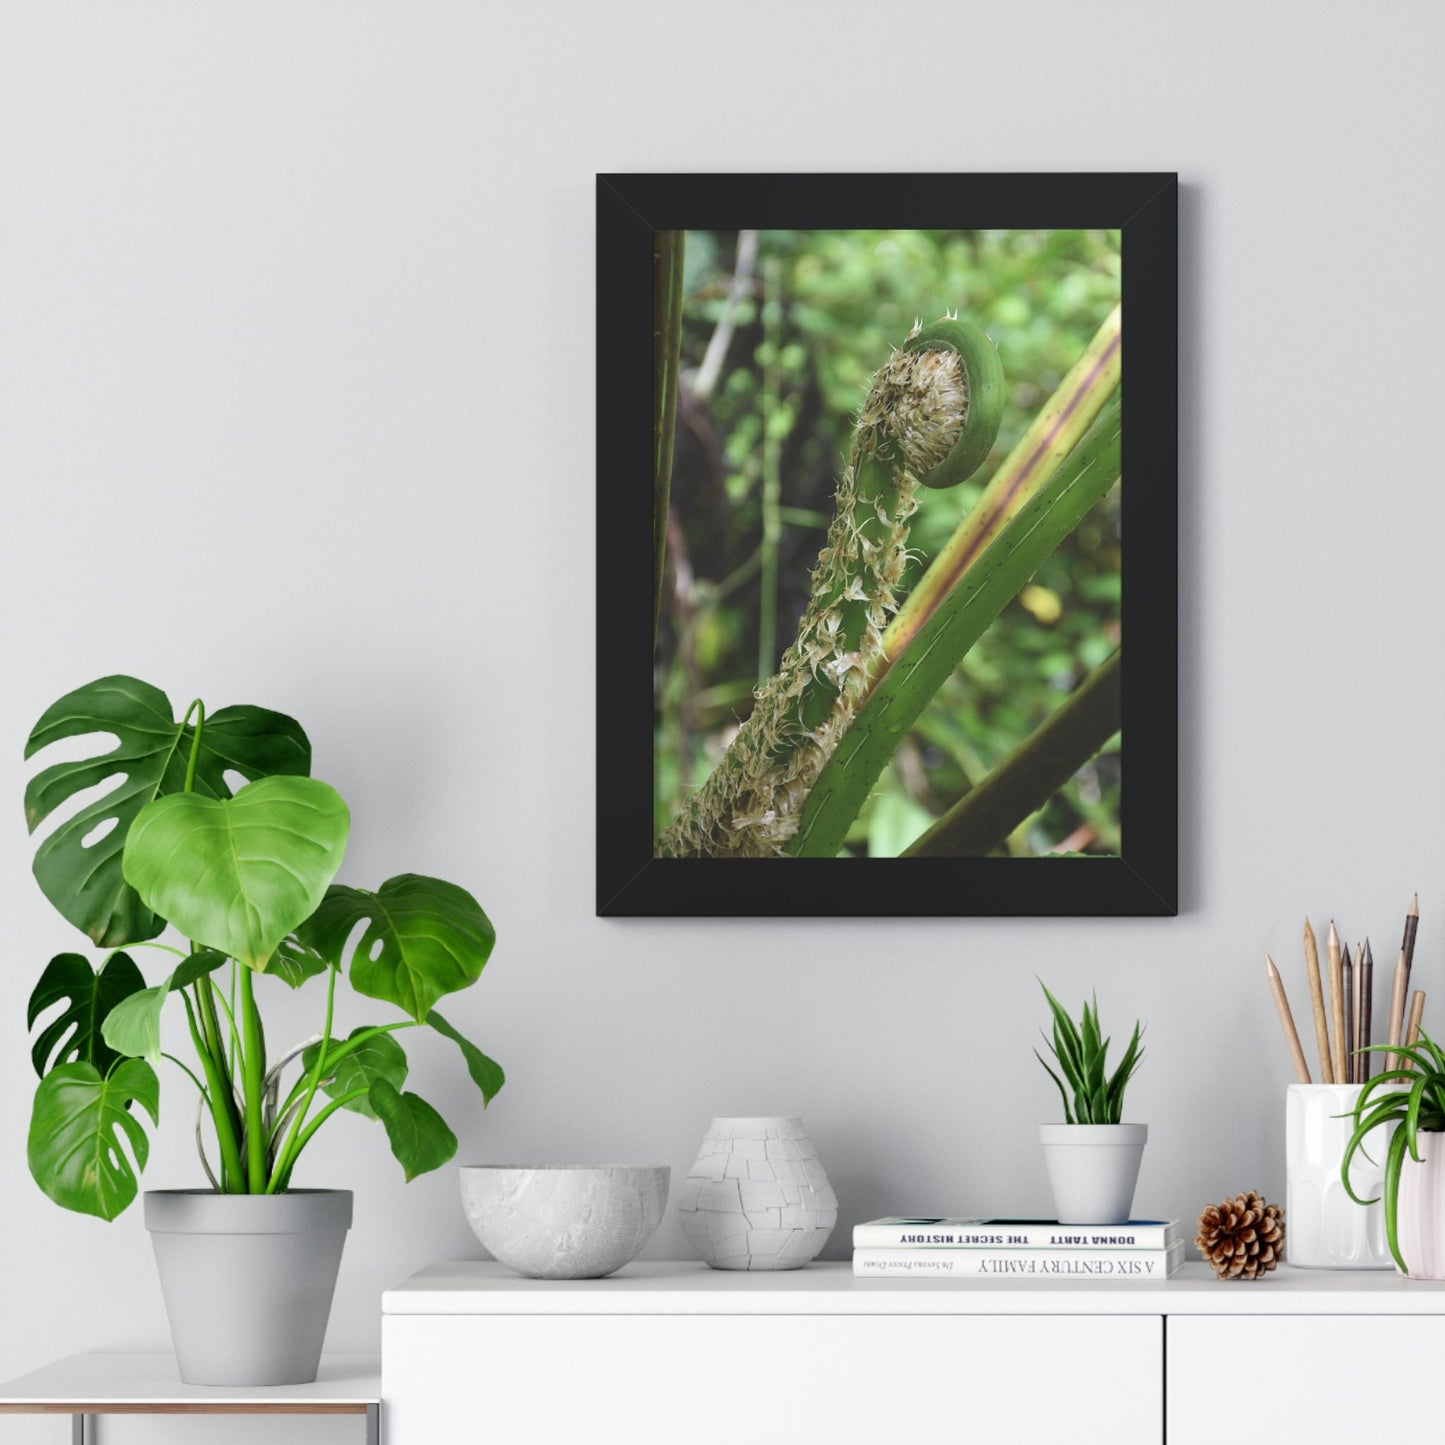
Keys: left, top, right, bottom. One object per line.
{"left": 459, "top": 1165, "right": 670, "bottom": 1279}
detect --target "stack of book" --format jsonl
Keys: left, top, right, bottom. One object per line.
{"left": 852, "top": 1217, "right": 1185, "bottom": 1278}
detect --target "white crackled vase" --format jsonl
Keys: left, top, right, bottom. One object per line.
{"left": 677, "top": 1116, "right": 837, "bottom": 1270}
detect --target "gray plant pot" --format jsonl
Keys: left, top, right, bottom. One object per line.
{"left": 1039, "top": 1123, "right": 1147, "bottom": 1224}
{"left": 144, "top": 1189, "right": 352, "bottom": 1385}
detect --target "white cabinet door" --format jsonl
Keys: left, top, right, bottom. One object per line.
{"left": 1168, "top": 1316, "right": 1444, "bottom": 1444}
{"left": 385, "top": 1313, "right": 1161, "bottom": 1445}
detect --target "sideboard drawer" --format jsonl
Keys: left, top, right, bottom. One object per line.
{"left": 384, "top": 1313, "right": 1162, "bottom": 1444}
{"left": 1168, "top": 1315, "right": 1445, "bottom": 1444}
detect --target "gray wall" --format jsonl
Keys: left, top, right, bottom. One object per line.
{"left": 3, "top": 1, "right": 1442, "bottom": 1438}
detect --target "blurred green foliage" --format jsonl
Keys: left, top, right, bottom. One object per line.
{"left": 656, "top": 228, "right": 1122, "bottom": 857}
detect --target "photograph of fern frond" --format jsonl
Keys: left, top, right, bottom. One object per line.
{"left": 654, "top": 228, "right": 1123, "bottom": 863}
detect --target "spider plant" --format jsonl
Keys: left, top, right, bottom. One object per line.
{"left": 1341, "top": 1029, "right": 1445, "bottom": 1274}
{"left": 1034, "top": 981, "right": 1144, "bottom": 1125}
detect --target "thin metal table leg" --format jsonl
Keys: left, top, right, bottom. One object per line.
{"left": 366, "top": 1402, "right": 380, "bottom": 1445}
{"left": 71, "top": 1412, "right": 89, "bottom": 1445}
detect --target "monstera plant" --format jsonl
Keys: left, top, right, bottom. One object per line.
{"left": 23, "top": 676, "right": 503, "bottom": 1220}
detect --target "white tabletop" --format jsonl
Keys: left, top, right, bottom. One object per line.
{"left": 0, "top": 1353, "right": 380, "bottom": 1413}
{"left": 383, "top": 1258, "right": 1445, "bottom": 1316}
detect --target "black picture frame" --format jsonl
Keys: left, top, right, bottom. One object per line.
{"left": 598, "top": 172, "right": 1177, "bottom": 918}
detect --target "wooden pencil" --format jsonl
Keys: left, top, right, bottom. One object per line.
{"left": 1266, "top": 953, "right": 1311, "bottom": 1084}
{"left": 1304, "top": 918, "right": 1333, "bottom": 1083}
{"left": 1346, "top": 942, "right": 1358, "bottom": 1080}
{"left": 1360, "top": 939, "right": 1374, "bottom": 1083}
{"left": 1401, "top": 990, "right": 1427, "bottom": 1072}
{"left": 1328, "top": 921, "right": 1347, "bottom": 1085}
{"left": 1341, "top": 943, "right": 1354, "bottom": 1084}
{"left": 1403, "top": 893, "right": 1420, "bottom": 967}
{"left": 1402, "top": 894, "right": 1420, "bottom": 1013}
{"left": 1387, "top": 948, "right": 1408, "bottom": 1073}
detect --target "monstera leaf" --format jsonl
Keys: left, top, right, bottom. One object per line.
{"left": 302, "top": 1028, "right": 409, "bottom": 1120}
{"left": 123, "top": 776, "right": 350, "bottom": 970}
{"left": 427, "top": 1010, "right": 504, "bottom": 1105}
{"left": 27, "top": 951, "right": 146, "bottom": 1078}
{"left": 368, "top": 1078, "right": 457, "bottom": 1180}
{"left": 28, "top": 1059, "right": 159, "bottom": 1220}
{"left": 24, "top": 677, "right": 310, "bottom": 947}
{"left": 100, "top": 951, "right": 228, "bottom": 1066}
{"left": 301, "top": 874, "right": 495, "bottom": 1023}
{"left": 267, "top": 933, "right": 332, "bottom": 988}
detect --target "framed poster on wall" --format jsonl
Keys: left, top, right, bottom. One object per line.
{"left": 598, "top": 172, "right": 1177, "bottom": 917}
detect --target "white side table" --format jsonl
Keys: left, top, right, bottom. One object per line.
{"left": 0, "top": 1352, "right": 380, "bottom": 1444}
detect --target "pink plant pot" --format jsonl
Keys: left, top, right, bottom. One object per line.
{"left": 1396, "top": 1129, "right": 1445, "bottom": 1280}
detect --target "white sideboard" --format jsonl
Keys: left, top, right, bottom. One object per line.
{"left": 382, "top": 1261, "right": 1445, "bottom": 1445}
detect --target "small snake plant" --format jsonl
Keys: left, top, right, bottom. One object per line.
{"left": 1034, "top": 981, "right": 1144, "bottom": 1125}
{"left": 1342, "top": 1028, "right": 1445, "bottom": 1274}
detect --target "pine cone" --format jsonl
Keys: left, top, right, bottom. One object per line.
{"left": 1195, "top": 1189, "right": 1285, "bottom": 1280}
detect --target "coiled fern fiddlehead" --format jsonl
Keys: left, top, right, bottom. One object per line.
{"left": 658, "top": 318, "right": 1004, "bottom": 858}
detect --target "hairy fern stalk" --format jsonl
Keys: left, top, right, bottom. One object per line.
{"left": 660, "top": 326, "right": 969, "bottom": 858}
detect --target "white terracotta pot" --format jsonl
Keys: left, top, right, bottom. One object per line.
{"left": 144, "top": 1189, "right": 350, "bottom": 1385}
{"left": 1396, "top": 1129, "right": 1445, "bottom": 1279}
{"left": 1039, "top": 1123, "right": 1146, "bottom": 1224}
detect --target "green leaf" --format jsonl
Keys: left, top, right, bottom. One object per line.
{"left": 100, "top": 983, "right": 169, "bottom": 1066}
{"left": 27, "top": 951, "right": 145, "bottom": 1078}
{"left": 122, "top": 776, "right": 350, "bottom": 970}
{"left": 303, "top": 874, "right": 495, "bottom": 1023}
{"left": 1034, "top": 1048, "right": 1075, "bottom": 1124}
{"left": 267, "top": 934, "right": 332, "bottom": 989}
{"left": 1035, "top": 980, "right": 1142, "bottom": 1125}
{"left": 24, "top": 677, "right": 309, "bottom": 947}
{"left": 1407, "top": 1077, "right": 1429, "bottom": 1162}
{"left": 97, "top": 951, "right": 228, "bottom": 1067}
{"left": 302, "top": 1028, "right": 409, "bottom": 1121}
{"left": 170, "top": 949, "right": 229, "bottom": 991}
{"left": 1418, "top": 1028, "right": 1445, "bottom": 1075}
{"left": 1384, "top": 1124, "right": 1411, "bottom": 1272}
{"left": 426, "top": 1010, "right": 505, "bottom": 1104}
{"left": 1039, "top": 983, "right": 1085, "bottom": 1082}
{"left": 789, "top": 399, "right": 1121, "bottom": 858}
{"left": 1081, "top": 996, "right": 1101, "bottom": 1065}
{"left": 1105, "top": 1024, "right": 1144, "bottom": 1120}
{"left": 368, "top": 1078, "right": 457, "bottom": 1181}
{"left": 27, "top": 1059, "right": 159, "bottom": 1220}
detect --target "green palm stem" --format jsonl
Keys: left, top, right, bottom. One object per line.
{"left": 179, "top": 987, "right": 245, "bottom": 1191}
{"left": 653, "top": 230, "right": 685, "bottom": 651}
{"left": 658, "top": 320, "right": 1000, "bottom": 857}
{"left": 904, "top": 648, "right": 1122, "bottom": 858}
{"left": 269, "top": 1067, "right": 318, "bottom": 1151}
{"left": 292, "top": 1018, "right": 418, "bottom": 1082}
{"left": 788, "top": 397, "right": 1122, "bottom": 858}
{"left": 177, "top": 699, "right": 247, "bottom": 1186}
{"left": 877, "top": 304, "right": 1121, "bottom": 685}
{"left": 266, "top": 960, "right": 339, "bottom": 1192}
{"left": 207, "top": 974, "right": 242, "bottom": 1067}
{"left": 237, "top": 966, "right": 268, "bottom": 1191}
{"left": 193, "top": 982, "right": 243, "bottom": 1177}
{"left": 269, "top": 1087, "right": 371, "bottom": 1194}
{"left": 268, "top": 1016, "right": 426, "bottom": 1174}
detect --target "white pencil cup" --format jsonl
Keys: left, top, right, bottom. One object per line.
{"left": 1285, "top": 1083, "right": 1394, "bottom": 1269}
